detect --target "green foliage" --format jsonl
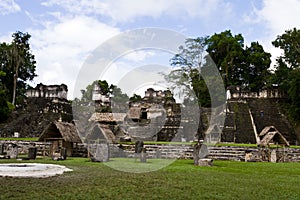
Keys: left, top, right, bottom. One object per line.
{"left": 205, "top": 30, "right": 271, "bottom": 91}
{"left": 271, "top": 28, "right": 300, "bottom": 123}
{"left": 0, "top": 70, "right": 13, "bottom": 122}
{"left": 79, "top": 80, "right": 129, "bottom": 113}
{"left": 0, "top": 31, "right": 36, "bottom": 106}
{"left": 272, "top": 27, "right": 300, "bottom": 68}
{"left": 168, "top": 37, "right": 210, "bottom": 106}
{"left": 205, "top": 30, "right": 245, "bottom": 87}
{"left": 168, "top": 30, "right": 271, "bottom": 108}
{"left": 286, "top": 69, "right": 300, "bottom": 121}
{"left": 244, "top": 42, "right": 271, "bottom": 92}
{"left": 129, "top": 93, "right": 142, "bottom": 102}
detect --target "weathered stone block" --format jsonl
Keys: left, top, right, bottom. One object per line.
{"left": 196, "top": 158, "right": 213, "bottom": 166}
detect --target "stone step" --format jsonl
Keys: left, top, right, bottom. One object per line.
{"left": 209, "top": 150, "right": 245, "bottom": 154}
{"left": 209, "top": 152, "right": 245, "bottom": 157}
{"left": 208, "top": 156, "right": 242, "bottom": 161}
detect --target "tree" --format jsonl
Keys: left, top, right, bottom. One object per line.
{"left": 0, "top": 70, "right": 14, "bottom": 122}
{"left": 129, "top": 94, "right": 142, "bottom": 102}
{"left": 79, "top": 80, "right": 129, "bottom": 112}
{"left": 272, "top": 28, "right": 300, "bottom": 68}
{"left": 168, "top": 37, "right": 209, "bottom": 105}
{"left": 205, "top": 30, "right": 245, "bottom": 87}
{"left": 168, "top": 37, "right": 211, "bottom": 141}
{"left": 205, "top": 30, "right": 272, "bottom": 92}
{"left": 286, "top": 69, "right": 300, "bottom": 121}
{"left": 244, "top": 42, "right": 271, "bottom": 92}
{"left": 0, "top": 31, "right": 37, "bottom": 105}
{"left": 271, "top": 28, "right": 300, "bottom": 122}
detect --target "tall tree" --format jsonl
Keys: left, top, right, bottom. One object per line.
{"left": 272, "top": 28, "right": 300, "bottom": 68}
{"left": 272, "top": 28, "right": 300, "bottom": 122}
{"left": 244, "top": 42, "right": 271, "bottom": 92}
{"left": 168, "top": 37, "right": 211, "bottom": 141}
{"left": 0, "top": 31, "right": 37, "bottom": 105}
{"left": 0, "top": 70, "right": 14, "bottom": 122}
{"left": 168, "top": 37, "right": 209, "bottom": 106}
{"left": 205, "top": 30, "right": 245, "bottom": 87}
{"left": 286, "top": 69, "right": 300, "bottom": 121}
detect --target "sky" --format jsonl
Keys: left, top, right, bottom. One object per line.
{"left": 0, "top": 0, "right": 300, "bottom": 99}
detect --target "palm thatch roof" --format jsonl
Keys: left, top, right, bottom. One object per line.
{"left": 85, "top": 123, "right": 116, "bottom": 143}
{"left": 89, "top": 113, "right": 126, "bottom": 123}
{"left": 258, "top": 126, "right": 289, "bottom": 147}
{"left": 39, "top": 121, "right": 82, "bottom": 143}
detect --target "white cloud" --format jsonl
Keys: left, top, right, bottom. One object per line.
{"left": 41, "top": 0, "right": 232, "bottom": 23}
{"left": 27, "top": 15, "right": 120, "bottom": 99}
{"left": 247, "top": 0, "right": 300, "bottom": 67}
{"left": 256, "top": 0, "right": 300, "bottom": 36}
{"left": 0, "top": 0, "right": 21, "bottom": 15}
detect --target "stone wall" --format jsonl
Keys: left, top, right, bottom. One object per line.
{"left": 227, "top": 87, "right": 286, "bottom": 100}
{"left": 112, "top": 144, "right": 300, "bottom": 162}
{"left": 26, "top": 83, "right": 68, "bottom": 100}
{"left": 0, "top": 141, "right": 51, "bottom": 156}
{"left": 1, "top": 141, "right": 300, "bottom": 162}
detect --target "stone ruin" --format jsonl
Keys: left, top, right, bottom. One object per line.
{"left": 26, "top": 83, "right": 68, "bottom": 99}
{"left": 124, "top": 88, "right": 182, "bottom": 142}
{"left": 0, "top": 83, "right": 72, "bottom": 138}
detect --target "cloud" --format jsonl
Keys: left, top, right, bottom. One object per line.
{"left": 0, "top": 0, "right": 21, "bottom": 15}
{"left": 27, "top": 15, "right": 120, "bottom": 98}
{"left": 255, "top": 0, "right": 300, "bottom": 36}
{"left": 246, "top": 0, "right": 300, "bottom": 67}
{"left": 41, "top": 0, "right": 232, "bottom": 23}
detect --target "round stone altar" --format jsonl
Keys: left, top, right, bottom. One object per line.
{"left": 0, "top": 163, "right": 72, "bottom": 178}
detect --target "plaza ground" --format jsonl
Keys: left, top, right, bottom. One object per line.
{"left": 1, "top": 158, "right": 300, "bottom": 199}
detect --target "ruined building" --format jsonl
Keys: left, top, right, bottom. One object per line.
{"left": 0, "top": 83, "right": 72, "bottom": 138}
{"left": 26, "top": 83, "right": 68, "bottom": 99}
{"left": 125, "top": 88, "right": 182, "bottom": 141}
{"left": 92, "top": 83, "right": 110, "bottom": 108}
{"left": 223, "top": 86, "right": 298, "bottom": 145}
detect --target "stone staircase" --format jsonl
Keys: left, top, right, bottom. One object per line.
{"left": 248, "top": 99, "right": 297, "bottom": 144}
{"left": 222, "top": 101, "right": 256, "bottom": 143}
{"left": 207, "top": 146, "right": 258, "bottom": 161}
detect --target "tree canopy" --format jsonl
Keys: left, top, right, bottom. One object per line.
{"left": 0, "top": 31, "right": 36, "bottom": 122}
{"left": 271, "top": 28, "right": 300, "bottom": 122}
{"left": 168, "top": 30, "right": 272, "bottom": 107}
{"left": 0, "top": 31, "right": 36, "bottom": 105}
{"left": 272, "top": 28, "right": 300, "bottom": 69}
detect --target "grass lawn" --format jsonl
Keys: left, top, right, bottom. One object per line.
{"left": 0, "top": 137, "right": 38, "bottom": 141}
{"left": 1, "top": 158, "right": 300, "bottom": 200}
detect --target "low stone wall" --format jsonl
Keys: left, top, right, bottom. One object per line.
{"left": 1, "top": 141, "right": 300, "bottom": 162}
{"left": 0, "top": 140, "right": 51, "bottom": 156}
{"left": 113, "top": 144, "right": 300, "bottom": 162}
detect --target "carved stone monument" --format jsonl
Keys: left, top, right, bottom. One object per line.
{"left": 92, "top": 143, "right": 109, "bottom": 162}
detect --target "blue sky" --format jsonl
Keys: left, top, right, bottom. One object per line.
{"left": 1, "top": 0, "right": 300, "bottom": 99}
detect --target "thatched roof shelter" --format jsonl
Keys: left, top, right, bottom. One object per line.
{"left": 85, "top": 123, "right": 116, "bottom": 143}
{"left": 258, "top": 126, "right": 289, "bottom": 147}
{"left": 39, "top": 121, "right": 81, "bottom": 143}
{"left": 89, "top": 113, "right": 126, "bottom": 123}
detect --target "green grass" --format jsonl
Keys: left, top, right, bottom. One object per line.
{"left": 0, "top": 137, "right": 38, "bottom": 141}
{"left": 1, "top": 158, "right": 300, "bottom": 200}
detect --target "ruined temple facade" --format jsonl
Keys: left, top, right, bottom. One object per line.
{"left": 125, "top": 88, "right": 182, "bottom": 141}
{"left": 226, "top": 86, "right": 286, "bottom": 100}
{"left": 26, "top": 83, "right": 68, "bottom": 100}
{"left": 0, "top": 83, "right": 72, "bottom": 138}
